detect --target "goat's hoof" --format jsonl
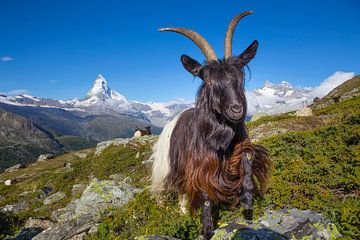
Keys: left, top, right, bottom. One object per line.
{"left": 243, "top": 209, "right": 253, "bottom": 222}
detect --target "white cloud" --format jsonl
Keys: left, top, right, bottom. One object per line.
{"left": 1, "top": 56, "right": 14, "bottom": 62}
{"left": 310, "top": 71, "right": 355, "bottom": 98}
{"left": 49, "top": 80, "right": 58, "bottom": 84}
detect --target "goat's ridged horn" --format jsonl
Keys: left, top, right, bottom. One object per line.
{"left": 225, "top": 10, "right": 253, "bottom": 59}
{"left": 159, "top": 27, "right": 218, "bottom": 62}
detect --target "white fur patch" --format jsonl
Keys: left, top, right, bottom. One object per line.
{"left": 150, "top": 115, "right": 179, "bottom": 195}
{"left": 133, "top": 130, "right": 142, "bottom": 138}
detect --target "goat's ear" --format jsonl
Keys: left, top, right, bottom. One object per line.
{"left": 236, "top": 40, "right": 258, "bottom": 66}
{"left": 181, "top": 54, "right": 202, "bottom": 76}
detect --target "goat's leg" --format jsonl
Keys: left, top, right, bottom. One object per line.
{"left": 239, "top": 152, "right": 254, "bottom": 222}
{"left": 202, "top": 193, "right": 214, "bottom": 240}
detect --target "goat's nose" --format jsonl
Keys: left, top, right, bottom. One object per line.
{"left": 230, "top": 104, "right": 242, "bottom": 114}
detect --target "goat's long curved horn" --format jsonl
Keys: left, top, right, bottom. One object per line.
{"left": 224, "top": 10, "right": 253, "bottom": 59}
{"left": 159, "top": 27, "right": 218, "bottom": 63}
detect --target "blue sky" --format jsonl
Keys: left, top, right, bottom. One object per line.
{"left": 0, "top": 0, "right": 359, "bottom": 102}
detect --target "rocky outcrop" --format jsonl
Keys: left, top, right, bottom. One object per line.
{"left": 211, "top": 208, "right": 340, "bottom": 240}
{"left": 95, "top": 135, "right": 157, "bottom": 156}
{"left": 0, "top": 201, "right": 29, "bottom": 213}
{"left": 43, "top": 192, "right": 66, "bottom": 205}
{"left": 35, "top": 177, "right": 138, "bottom": 240}
{"left": 136, "top": 209, "right": 340, "bottom": 240}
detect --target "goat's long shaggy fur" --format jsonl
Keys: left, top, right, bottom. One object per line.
{"left": 151, "top": 62, "right": 272, "bottom": 215}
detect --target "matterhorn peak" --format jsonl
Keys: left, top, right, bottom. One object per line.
{"left": 86, "top": 74, "right": 112, "bottom": 100}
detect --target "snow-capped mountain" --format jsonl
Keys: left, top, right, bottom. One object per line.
{"left": 246, "top": 80, "right": 312, "bottom": 115}
{"left": 0, "top": 74, "right": 192, "bottom": 127}
{"left": 61, "top": 75, "right": 132, "bottom": 110}
{"left": 1, "top": 71, "right": 354, "bottom": 126}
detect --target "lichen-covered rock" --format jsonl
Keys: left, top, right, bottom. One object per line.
{"left": 75, "top": 178, "right": 135, "bottom": 216}
{"left": 71, "top": 184, "right": 86, "bottom": 197}
{"left": 35, "top": 177, "right": 137, "bottom": 240}
{"left": 212, "top": 208, "right": 341, "bottom": 240}
{"left": 0, "top": 201, "right": 29, "bottom": 213}
{"left": 32, "top": 213, "right": 100, "bottom": 240}
{"left": 25, "top": 217, "right": 55, "bottom": 230}
{"left": 43, "top": 191, "right": 66, "bottom": 205}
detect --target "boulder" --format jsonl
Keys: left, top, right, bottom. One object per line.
{"left": 0, "top": 201, "right": 29, "bottom": 213}
{"left": 211, "top": 208, "right": 341, "bottom": 240}
{"left": 295, "top": 106, "right": 313, "bottom": 117}
{"left": 75, "top": 178, "right": 135, "bottom": 216}
{"left": 44, "top": 192, "right": 66, "bottom": 205}
{"left": 37, "top": 154, "right": 54, "bottom": 162}
{"left": 4, "top": 179, "right": 12, "bottom": 186}
{"left": 95, "top": 138, "right": 130, "bottom": 156}
{"left": 32, "top": 213, "right": 100, "bottom": 240}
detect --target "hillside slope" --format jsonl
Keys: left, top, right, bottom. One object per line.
{"left": 0, "top": 108, "right": 65, "bottom": 171}
{"left": 0, "top": 91, "right": 359, "bottom": 238}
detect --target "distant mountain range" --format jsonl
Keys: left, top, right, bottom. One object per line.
{"left": 0, "top": 75, "right": 193, "bottom": 127}
{"left": 0, "top": 73, "right": 356, "bottom": 171}
{"left": 2, "top": 72, "right": 355, "bottom": 125}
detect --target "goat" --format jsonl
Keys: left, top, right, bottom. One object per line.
{"left": 133, "top": 126, "right": 152, "bottom": 138}
{"left": 151, "top": 11, "right": 272, "bottom": 239}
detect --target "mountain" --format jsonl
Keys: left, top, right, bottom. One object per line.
{"left": 0, "top": 75, "right": 192, "bottom": 127}
{"left": 246, "top": 80, "right": 312, "bottom": 115}
{"left": 0, "top": 108, "right": 65, "bottom": 170}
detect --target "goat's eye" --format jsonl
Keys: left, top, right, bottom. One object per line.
{"left": 203, "top": 70, "right": 211, "bottom": 85}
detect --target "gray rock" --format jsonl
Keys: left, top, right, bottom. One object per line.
{"left": 4, "top": 163, "right": 26, "bottom": 173}
{"left": 37, "top": 154, "right": 54, "bottom": 162}
{"left": 0, "top": 201, "right": 29, "bottom": 213}
{"left": 5, "top": 227, "right": 43, "bottom": 240}
{"left": 44, "top": 191, "right": 66, "bottom": 205}
{"left": 71, "top": 184, "right": 86, "bottom": 197}
{"left": 211, "top": 208, "right": 341, "bottom": 240}
{"left": 95, "top": 138, "right": 130, "bottom": 156}
{"left": 25, "top": 217, "right": 55, "bottom": 229}
{"left": 75, "top": 178, "right": 135, "bottom": 216}
{"left": 33, "top": 213, "right": 100, "bottom": 240}
{"left": 51, "top": 200, "right": 79, "bottom": 222}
